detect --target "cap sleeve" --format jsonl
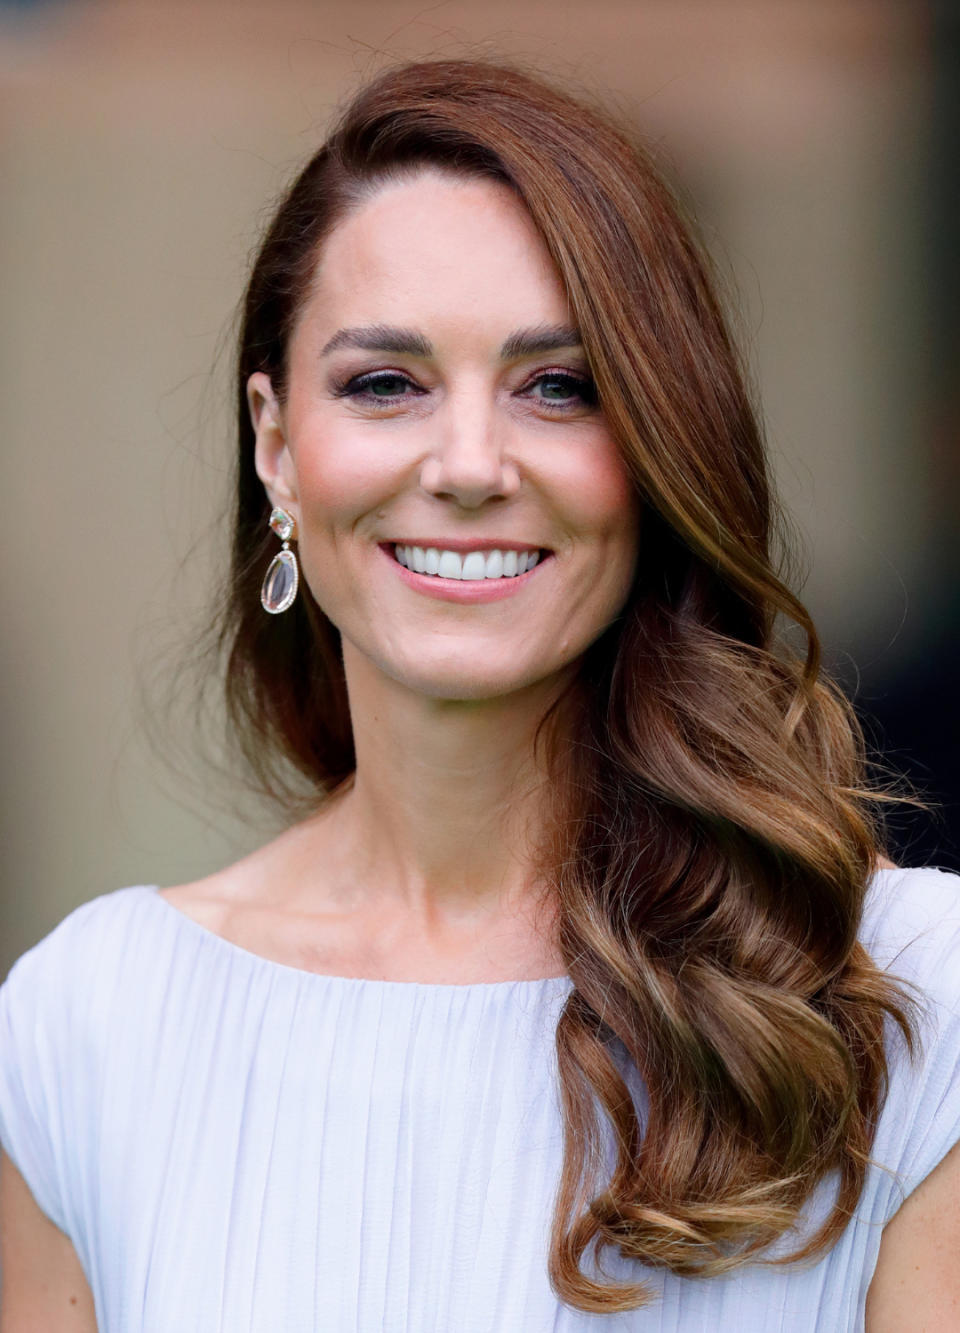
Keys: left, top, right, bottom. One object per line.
{"left": 863, "top": 867, "right": 960, "bottom": 1222}
{"left": 0, "top": 888, "right": 133, "bottom": 1240}
{"left": 0, "top": 941, "right": 71, "bottom": 1233}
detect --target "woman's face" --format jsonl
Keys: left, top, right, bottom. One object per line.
{"left": 249, "top": 169, "right": 641, "bottom": 702}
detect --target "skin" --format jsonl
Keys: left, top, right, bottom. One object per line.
{"left": 2, "top": 172, "right": 956, "bottom": 1327}
{"left": 0, "top": 1150, "right": 97, "bottom": 1330}
{"left": 195, "top": 167, "right": 642, "bottom": 982}
{"left": 863, "top": 1137, "right": 960, "bottom": 1330}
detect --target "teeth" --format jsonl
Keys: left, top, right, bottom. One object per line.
{"left": 393, "top": 545, "right": 543, "bottom": 581}
{"left": 461, "top": 551, "right": 486, "bottom": 580}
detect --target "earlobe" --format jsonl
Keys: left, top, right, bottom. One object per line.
{"left": 248, "top": 371, "right": 299, "bottom": 512}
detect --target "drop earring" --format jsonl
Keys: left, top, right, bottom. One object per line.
{"left": 260, "top": 507, "right": 299, "bottom": 614}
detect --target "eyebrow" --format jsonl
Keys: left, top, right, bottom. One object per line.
{"left": 319, "top": 322, "right": 583, "bottom": 360}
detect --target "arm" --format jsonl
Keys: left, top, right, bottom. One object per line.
{"left": 0, "top": 1149, "right": 96, "bottom": 1332}
{"left": 865, "top": 1135, "right": 960, "bottom": 1332}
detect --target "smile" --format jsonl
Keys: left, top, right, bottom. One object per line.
{"left": 379, "top": 542, "right": 553, "bottom": 604}
{"left": 392, "top": 544, "right": 546, "bottom": 581}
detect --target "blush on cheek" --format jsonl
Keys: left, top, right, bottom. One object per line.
{"left": 294, "top": 439, "right": 404, "bottom": 514}
{"left": 542, "top": 436, "right": 638, "bottom": 522}
{"left": 589, "top": 453, "right": 638, "bottom": 511}
{"left": 572, "top": 481, "right": 641, "bottom": 550}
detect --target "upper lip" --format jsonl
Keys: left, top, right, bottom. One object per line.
{"left": 385, "top": 539, "right": 549, "bottom": 554}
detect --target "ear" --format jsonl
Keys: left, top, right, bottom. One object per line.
{"left": 248, "top": 372, "right": 299, "bottom": 519}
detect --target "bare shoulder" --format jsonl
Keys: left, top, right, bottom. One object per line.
{"left": 0, "top": 1149, "right": 96, "bottom": 1332}
{"left": 157, "top": 807, "right": 339, "bottom": 927}
{"left": 157, "top": 873, "right": 237, "bottom": 934}
{"left": 154, "top": 805, "right": 376, "bottom": 976}
{"left": 865, "top": 1135, "right": 960, "bottom": 1331}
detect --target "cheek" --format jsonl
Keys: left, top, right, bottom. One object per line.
{"left": 557, "top": 439, "right": 640, "bottom": 554}
{"left": 290, "top": 429, "right": 401, "bottom": 528}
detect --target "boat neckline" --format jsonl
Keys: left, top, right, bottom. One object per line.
{"left": 140, "top": 884, "right": 573, "bottom": 991}
{"left": 136, "top": 869, "right": 921, "bottom": 991}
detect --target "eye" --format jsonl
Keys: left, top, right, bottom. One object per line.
{"left": 522, "top": 370, "right": 598, "bottom": 411}
{"left": 334, "top": 370, "right": 424, "bottom": 404}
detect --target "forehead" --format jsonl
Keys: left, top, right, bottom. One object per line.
{"left": 301, "top": 169, "right": 573, "bottom": 337}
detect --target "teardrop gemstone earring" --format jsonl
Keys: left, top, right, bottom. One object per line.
{"left": 260, "top": 507, "right": 299, "bottom": 614}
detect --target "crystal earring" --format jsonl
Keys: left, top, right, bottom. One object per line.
{"left": 260, "top": 507, "right": 299, "bottom": 614}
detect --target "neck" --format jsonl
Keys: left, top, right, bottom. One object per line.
{"left": 320, "top": 641, "right": 574, "bottom": 926}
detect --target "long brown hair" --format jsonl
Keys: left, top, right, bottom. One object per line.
{"left": 223, "top": 57, "right": 914, "bottom": 1313}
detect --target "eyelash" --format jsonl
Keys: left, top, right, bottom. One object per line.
{"left": 332, "top": 368, "right": 598, "bottom": 412}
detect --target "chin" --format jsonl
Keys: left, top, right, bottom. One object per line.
{"left": 390, "top": 657, "right": 566, "bottom": 703}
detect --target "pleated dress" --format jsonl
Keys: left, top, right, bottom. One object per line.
{"left": 1, "top": 866, "right": 959, "bottom": 1331}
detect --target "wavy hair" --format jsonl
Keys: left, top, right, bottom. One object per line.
{"left": 223, "top": 57, "right": 914, "bottom": 1313}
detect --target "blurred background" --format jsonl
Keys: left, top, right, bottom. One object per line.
{"left": 1, "top": 0, "right": 957, "bottom": 976}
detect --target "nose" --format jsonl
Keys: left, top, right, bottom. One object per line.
{"left": 418, "top": 395, "right": 521, "bottom": 508}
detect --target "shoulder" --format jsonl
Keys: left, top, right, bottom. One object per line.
{"left": 0, "top": 885, "right": 168, "bottom": 1075}
{"left": 0, "top": 887, "right": 158, "bottom": 1236}
{"left": 2, "top": 886, "right": 160, "bottom": 1003}
{"left": 863, "top": 863, "right": 960, "bottom": 946}
{"left": 861, "top": 864, "right": 960, "bottom": 1009}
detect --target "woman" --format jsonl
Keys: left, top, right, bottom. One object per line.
{"left": 1, "top": 58, "right": 958, "bottom": 1331}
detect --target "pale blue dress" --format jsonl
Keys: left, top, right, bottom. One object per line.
{"left": 1, "top": 866, "right": 959, "bottom": 1331}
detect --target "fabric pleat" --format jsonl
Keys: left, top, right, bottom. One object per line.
{"left": 1, "top": 869, "right": 959, "bottom": 1331}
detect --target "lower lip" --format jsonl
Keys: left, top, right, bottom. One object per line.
{"left": 379, "top": 545, "right": 552, "bottom": 602}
